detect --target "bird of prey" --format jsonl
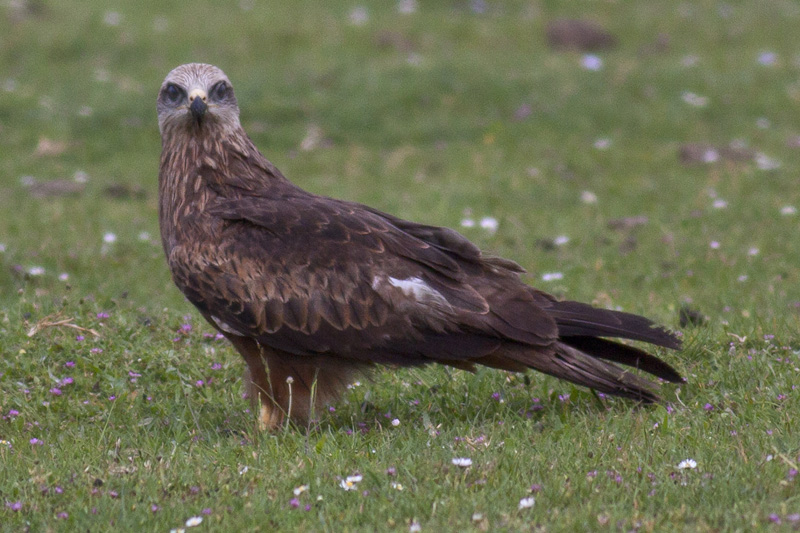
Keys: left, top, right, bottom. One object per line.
{"left": 157, "top": 63, "right": 682, "bottom": 431}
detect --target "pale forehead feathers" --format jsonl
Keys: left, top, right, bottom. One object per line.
{"left": 161, "top": 63, "right": 231, "bottom": 90}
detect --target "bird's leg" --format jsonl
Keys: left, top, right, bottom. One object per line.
{"left": 225, "top": 335, "right": 283, "bottom": 431}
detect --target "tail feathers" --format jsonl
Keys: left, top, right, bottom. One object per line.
{"left": 547, "top": 300, "right": 682, "bottom": 350}
{"left": 561, "top": 336, "right": 684, "bottom": 383}
{"left": 502, "top": 342, "right": 666, "bottom": 403}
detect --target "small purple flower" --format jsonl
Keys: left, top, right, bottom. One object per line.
{"left": 289, "top": 498, "right": 300, "bottom": 508}
{"left": 7, "top": 501, "right": 22, "bottom": 511}
{"left": 215, "top": 333, "right": 224, "bottom": 340}
{"left": 8, "top": 409, "right": 19, "bottom": 417}
{"left": 768, "top": 514, "right": 781, "bottom": 524}
{"left": 57, "top": 512, "right": 68, "bottom": 519}
{"left": 30, "top": 438, "right": 42, "bottom": 445}
{"left": 108, "top": 490, "right": 119, "bottom": 499}
{"left": 75, "top": 335, "right": 84, "bottom": 342}
{"left": 558, "top": 394, "right": 570, "bottom": 402}
{"left": 96, "top": 312, "right": 110, "bottom": 319}
{"left": 304, "top": 504, "right": 311, "bottom": 511}
{"left": 151, "top": 504, "right": 159, "bottom": 512}
{"left": 788, "top": 468, "right": 798, "bottom": 480}
{"left": 108, "top": 395, "right": 116, "bottom": 401}
{"left": 50, "top": 387, "right": 62, "bottom": 396}
{"left": 60, "top": 377, "right": 74, "bottom": 386}
{"left": 202, "top": 508, "right": 212, "bottom": 515}
{"left": 491, "top": 392, "right": 501, "bottom": 401}
{"left": 703, "top": 403, "right": 714, "bottom": 411}
{"left": 90, "top": 348, "right": 103, "bottom": 354}
{"left": 211, "top": 363, "right": 222, "bottom": 370}
{"left": 54, "top": 486, "right": 63, "bottom": 494}
{"left": 386, "top": 467, "right": 397, "bottom": 476}
{"left": 530, "top": 484, "right": 542, "bottom": 493}
{"left": 195, "top": 380, "right": 204, "bottom": 387}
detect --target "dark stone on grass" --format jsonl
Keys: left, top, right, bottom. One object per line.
{"left": 103, "top": 184, "right": 147, "bottom": 200}
{"left": 25, "top": 179, "right": 84, "bottom": 198}
{"left": 679, "top": 305, "right": 708, "bottom": 328}
{"left": 546, "top": 19, "right": 617, "bottom": 51}
{"left": 607, "top": 216, "right": 648, "bottom": 231}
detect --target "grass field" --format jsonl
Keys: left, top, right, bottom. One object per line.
{"left": 1, "top": 1, "right": 799, "bottom": 530}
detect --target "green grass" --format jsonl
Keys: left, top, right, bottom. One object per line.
{"left": 1, "top": 1, "right": 799, "bottom": 530}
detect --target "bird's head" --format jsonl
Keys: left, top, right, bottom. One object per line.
{"left": 157, "top": 63, "right": 240, "bottom": 137}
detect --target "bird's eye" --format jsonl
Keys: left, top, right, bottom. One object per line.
{"left": 164, "top": 83, "right": 183, "bottom": 103}
{"left": 212, "top": 82, "right": 229, "bottom": 100}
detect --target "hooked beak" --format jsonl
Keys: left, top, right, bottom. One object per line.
{"left": 188, "top": 88, "right": 208, "bottom": 124}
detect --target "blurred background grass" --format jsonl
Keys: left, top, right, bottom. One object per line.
{"left": 0, "top": 1, "right": 799, "bottom": 530}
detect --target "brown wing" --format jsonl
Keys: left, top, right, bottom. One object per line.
{"left": 167, "top": 191, "right": 559, "bottom": 366}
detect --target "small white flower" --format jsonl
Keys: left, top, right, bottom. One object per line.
{"left": 409, "top": 522, "right": 421, "bottom": 533}
{"left": 709, "top": 241, "right": 720, "bottom": 249}
{"left": 73, "top": 170, "right": 89, "bottom": 183}
{"left": 460, "top": 218, "right": 475, "bottom": 228}
{"left": 138, "top": 231, "right": 151, "bottom": 241}
{"left": 758, "top": 51, "right": 777, "bottom": 66}
{"left": 748, "top": 247, "right": 760, "bottom": 256}
{"left": 293, "top": 484, "right": 309, "bottom": 496}
{"left": 391, "top": 482, "right": 404, "bottom": 490}
{"left": 340, "top": 474, "right": 363, "bottom": 490}
{"left": 0, "top": 243, "right": 5, "bottom": 252}
{"left": 28, "top": 266, "right": 45, "bottom": 276}
{"left": 346, "top": 381, "right": 362, "bottom": 389}
{"left": 580, "top": 190, "right": 597, "bottom": 204}
{"left": 479, "top": 216, "right": 498, "bottom": 234}
{"left": 581, "top": 54, "right": 603, "bottom": 71}
{"left": 239, "top": 465, "right": 249, "bottom": 475}
{"left": 541, "top": 272, "right": 563, "bottom": 282}
{"left": 169, "top": 529, "right": 185, "bottom": 533}
{"left": 185, "top": 516, "right": 202, "bottom": 527}
{"left": 677, "top": 459, "right": 697, "bottom": 470}
{"left": 472, "top": 513, "right": 484, "bottom": 521}
{"left": 451, "top": 457, "right": 472, "bottom": 468}
{"left": 780, "top": 205, "right": 797, "bottom": 216}
{"left": 349, "top": 6, "right": 368, "bottom": 25}
{"left": 103, "top": 11, "right": 122, "bottom": 26}
{"left": 518, "top": 496, "right": 535, "bottom": 509}
{"left": 391, "top": 418, "right": 400, "bottom": 427}
{"left": 397, "top": 0, "right": 417, "bottom": 14}
{"left": 593, "top": 138, "right": 612, "bottom": 150}
{"left": 681, "top": 55, "right": 699, "bottom": 67}
{"left": 682, "top": 91, "right": 708, "bottom": 107}
{"left": 738, "top": 275, "right": 748, "bottom": 282}
{"left": 103, "top": 232, "right": 117, "bottom": 244}
{"left": 755, "top": 153, "right": 780, "bottom": 171}
{"left": 553, "top": 235, "right": 569, "bottom": 246}
{"left": 58, "top": 273, "right": 69, "bottom": 281}
{"left": 712, "top": 199, "right": 727, "bottom": 209}
{"left": 702, "top": 148, "right": 719, "bottom": 163}
{"left": 756, "top": 117, "right": 771, "bottom": 129}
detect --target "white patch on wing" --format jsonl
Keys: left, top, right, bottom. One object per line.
{"left": 211, "top": 315, "right": 242, "bottom": 336}
{"left": 387, "top": 276, "right": 449, "bottom": 306}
